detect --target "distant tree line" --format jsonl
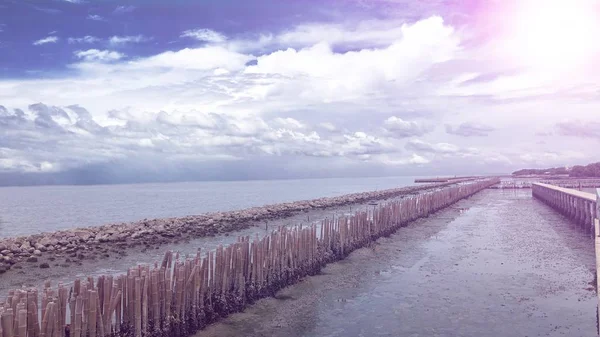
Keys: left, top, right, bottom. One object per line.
{"left": 512, "top": 162, "right": 600, "bottom": 177}
{"left": 511, "top": 166, "right": 569, "bottom": 176}
{"left": 570, "top": 162, "right": 600, "bottom": 177}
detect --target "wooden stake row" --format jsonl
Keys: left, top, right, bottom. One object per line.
{"left": 0, "top": 178, "right": 498, "bottom": 337}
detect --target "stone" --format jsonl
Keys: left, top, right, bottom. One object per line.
{"left": 26, "top": 257, "right": 38, "bottom": 263}
{"left": 39, "top": 263, "right": 50, "bottom": 269}
{"left": 34, "top": 250, "right": 42, "bottom": 256}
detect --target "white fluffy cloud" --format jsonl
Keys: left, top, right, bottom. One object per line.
{"left": 68, "top": 36, "right": 101, "bottom": 44}
{"left": 33, "top": 36, "right": 59, "bottom": 45}
{"left": 108, "top": 35, "right": 149, "bottom": 45}
{"left": 74, "top": 49, "right": 125, "bottom": 62}
{"left": 3, "top": 13, "right": 600, "bottom": 179}
{"left": 383, "top": 117, "right": 431, "bottom": 138}
{"left": 87, "top": 14, "right": 104, "bottom": 21}
{"left": 181, "top": 29, "right": 227, "bottom": 43}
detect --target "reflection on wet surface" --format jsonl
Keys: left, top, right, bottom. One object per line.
{"left": 196, "top": 190, "right": 596, "bottom": 337}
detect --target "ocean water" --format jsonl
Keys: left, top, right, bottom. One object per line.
{"left": 0, "top": 176, "right": 428, "bottom": 238}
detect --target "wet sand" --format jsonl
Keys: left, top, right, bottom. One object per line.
{"left": 195, "top": 189, "right": 596, "bottom": 337}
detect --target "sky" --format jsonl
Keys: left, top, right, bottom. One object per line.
{"left": 1, "top": 0, "right": 600, "bottom": 185}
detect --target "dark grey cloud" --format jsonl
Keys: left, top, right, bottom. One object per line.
{"left": 67, "top": 105, "right": 105, "bottom": 134}
{"left": 556, "top": 120, "right": 600, "bottom": 139}
{"left": 29, "top": 103, "right": 70, "bottom": 131}
{"left": 445, "top": 122, "right": 494, "bottom": 137}
{"left": 0, "top": 103, "right": 422, "bottom": 184}
{"left": 0, "top": 106, "right": 27, "bottom": 128}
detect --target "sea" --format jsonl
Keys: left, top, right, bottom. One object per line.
{"left": 0, "top": 176, "right": 429, "bottom": 238}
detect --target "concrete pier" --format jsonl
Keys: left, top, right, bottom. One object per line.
{"left": 532, "top": 183, "right": 600, "bottom": 334}
{"left": 532, "top": 183, "right": 597, "bottom": 234}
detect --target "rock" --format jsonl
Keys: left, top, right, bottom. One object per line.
{"left": 0, "top": 244, "right": 6, "bottom": 251}
{"left": 39, "top": 263, "right": 50, "bottom": 269}
{"left": 0, "top": 266, "right": 8, "bottom": 274}
{"left": 26, "top": 257, "right": 38, "bottom": 263}
{"left": 39, "top": 237, "right": 58, "bottom": 247}
{"left": 34, "top": 250, "right": 42, "bottom": 256}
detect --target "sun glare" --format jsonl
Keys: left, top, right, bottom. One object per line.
{"left": 509, "top": 0, "right": 599, "bottom": 70}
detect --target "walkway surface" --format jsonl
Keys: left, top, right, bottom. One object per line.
{"left": 196, "top": 189, "right": 597, "bottom": 337}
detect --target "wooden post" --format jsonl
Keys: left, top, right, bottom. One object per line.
{"left": 595, "top": 188, "right": 600, "bottom": 335}
{"left": 89, "top": 291, "right": 97, "bottom": 337}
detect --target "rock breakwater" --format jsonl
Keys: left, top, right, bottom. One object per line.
{"left": 0, "top": 178, "right": 482, "bottom": 272}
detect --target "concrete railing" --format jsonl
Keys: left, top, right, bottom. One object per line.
{"left": 532, "top": 183, "right": 600, "bottom": 334}
{"left": 532, "top": 183, "right": 598, "bottom": 234}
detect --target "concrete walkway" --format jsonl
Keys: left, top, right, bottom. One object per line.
{"left": 196, "top": 189, "right": 597, "bottom": 337}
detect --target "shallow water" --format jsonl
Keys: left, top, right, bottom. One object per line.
{"left": 0, "top": 176, "right": 426, "bottom": 238}
{"left": 196, "top": 189, "right": 596, "bottom": 337}
{"left": 0, "top": 191, "right": 405, "bottom": 296}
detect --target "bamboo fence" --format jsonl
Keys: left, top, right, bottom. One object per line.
{"left": 0, "top": 178, "right": 498, "bottom": 337}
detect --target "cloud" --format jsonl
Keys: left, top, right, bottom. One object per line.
{"left": 271, "top": 117, "right": 305, "bottom": 130}
{"left": 28, "top": 4, "right": 61, "bottom": 14}
{"left": 405, "top": 139, "right": 459, "bottom": 154}
{"left": 87, "top": 14, "right": 104, "bottom": 21}
{"left": 68, "top": 36, "right": 101, "bottom": 44}
{"left": 377, "top": 153, "right": 430, "bottom": 165}
{"left": 318, "top": 122, "right": 337, "bottom": 132}
{"left": 0, "top": 103, "right": 412, "bottom": 180}
{"left": 109, "top": 35, "right": 149, "bottom": 45}
{"left": 74, "top": 49, "right": 125, "bottom": 62}
{"left": 6, "top": 14, "right": 600, "bottom": 181}
{"left": 181, "top": 29, "right": 227, "bottom": 43}
{"left": 33, "top": 36, "right": 59, "bottom": 45}
{"left": 229, "top": 17, "right": 447, "bottom": 53}
{"left": 556, "top": 120, "right": 600, "bottom": 139}
{"left": 383, "top": 117, "right": 431, "bottom": 137}
{"left": 113, "top": 5, "right": 135, "bottom": 14}
{"left": 445, "top": 122, "right": 494, "bottom": 137}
